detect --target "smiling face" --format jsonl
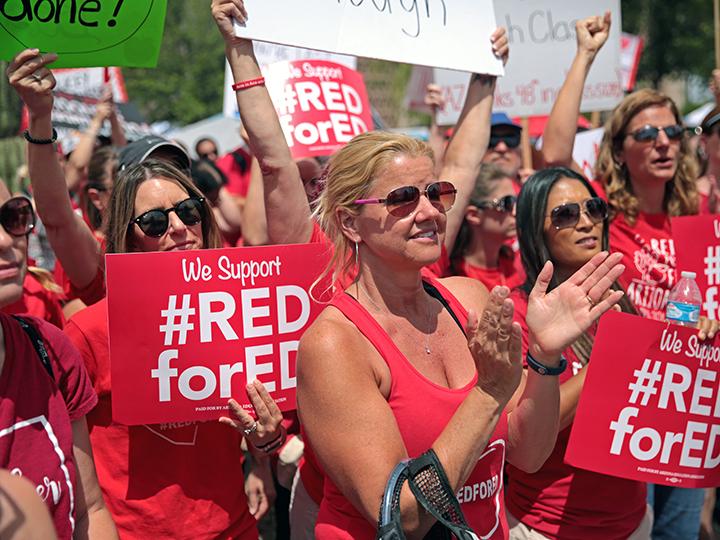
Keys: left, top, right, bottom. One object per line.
{"left": 349, "top": 154, "right": 445, "bottom": 269}
{"left": 618, "top": 105, "right": 681, "bottom": 188}
{"left": 130, "top": 178, "right": 204, "bottom": 253}
{"left": 543, "top": 178, "right": 604, "bottom": 277}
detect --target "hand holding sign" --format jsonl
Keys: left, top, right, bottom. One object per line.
{"left": 526, "top": 251, "right": 625, "bottom": 360}
{"left": 7, "top": 49, "right": 57, "bottom": 119}
{"left": 211, "top": 0, "right": 248, "bottom": 44}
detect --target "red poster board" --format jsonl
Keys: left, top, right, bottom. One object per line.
{"left": 106, "top": 244, "right": 331, "bottom": 425}
{"left": 673, "top": 215, "right": 720, "bottom": 320}
{"left": 566, "top": 311, "right": 720, "bottom": 487}
{"left": 264, "top": 59, "right": 373, "bottom": 159}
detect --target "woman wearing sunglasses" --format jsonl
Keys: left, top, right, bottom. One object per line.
{"left": 0, "top": 193, "right": 118, "bottom": 538}
{"left": 448, "top": 164, "right": 524, "bottom": 290}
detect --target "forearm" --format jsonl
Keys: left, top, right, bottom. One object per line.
{"left": 428, "top": 113, "right": 445, "bottom": 176}
{"left": 558, "top": 365, "right": 587, "bottom": 430}
{"left": 541, "top": 51, "right": 595, "bottom": 167}
{"left": 109, "top": 114, "right": 127, "bottom": 147}
{"left": 241, "top": 158, "right": 269, "bottom": 246}
{"left": 216, "top": 188, "right": 243, "bottom": 230}
{"left": 66, "top": 117, "right": 103, "bottom": 191}
{"left": 74, "top": 505, "right": 118, "bottom": 540}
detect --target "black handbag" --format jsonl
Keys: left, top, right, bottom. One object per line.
{"left": 376, "top": 449, "right": 480, "bottom": 540}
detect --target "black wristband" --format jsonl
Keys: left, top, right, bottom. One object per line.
{"left": 254, "top": 430, "right": 285, "bottom": 453}
{"left": 526, "top": 351, "right": 567, "bottom": 376}
{"left": 23, "top": 128, "right": 57, "bottom": 145}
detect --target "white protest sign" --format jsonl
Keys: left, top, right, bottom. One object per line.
{"left": 53, "top": 67, "right": 128, "bottom": 103}
{"left": 223, "top": 44, "right": 357, "bottom": 118}
{"left": 233, "top": 0, "right": 503, "bottom": 76}
{"left": 620, "top": 32, "right": 644, "bottom": 92}
{"left": 536, "top": 127, "right": 605, "bottom": 179}
{"left": 406, "top": 0, "right": 623, "bottom": 122}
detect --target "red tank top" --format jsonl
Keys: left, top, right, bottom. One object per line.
{"left": 314, "top": 277, "right": 509, "bottom": 539}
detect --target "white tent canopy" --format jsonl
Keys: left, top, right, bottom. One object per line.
{"left": 166, "top": 114, "right": 246, "bottom": 159}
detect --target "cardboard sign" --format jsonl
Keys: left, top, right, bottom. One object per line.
{"left": 566, "top": 311, "right": 720, "bottom": 488}
{"left": 673, "top": 215, "right": 720, "bottom": 320}
{"left": 0, "top": 0, "right": 168, "bottom": 68}
{"left": 54, "top": 66, "right": 128, "bottom": 102}
{"left": 262, "top": 59, "right": 373, "bottom": 159}
{"left": 234, "top": 0, "right": 503, "bottom": 76}
{"left": 106, "top": 244, "right": 331, "bottom": 425}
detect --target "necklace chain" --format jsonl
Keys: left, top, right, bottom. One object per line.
{"left": 356, "top": 282, "right": 433, "bottom": 355}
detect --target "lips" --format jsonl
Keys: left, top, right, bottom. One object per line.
{"left": 576, "top": 237, "right": 598, "bottom": 248}
{"left": 168, "top": 242, "right": 197, "bottom": 252}
{"left": 410, "top": 230, "right": 437, "bottom": 240}
{"left": 0, "top": 262, "right": 20, "bottom": 280}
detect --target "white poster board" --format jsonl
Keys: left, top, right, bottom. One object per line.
{"left": 233, "top": 0, "right": 503, "bottom": 76}
{"left": 536, "top": 127, "right": 605, "bottom": 180}
{"left": 406, "top": 0, "right": 623, "bottom": 122}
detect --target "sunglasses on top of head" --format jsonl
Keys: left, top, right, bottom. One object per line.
{"left": 129, "top": 197, "right": 205, "bottom": 238}
{"left": 547, "top": 197, "right": 608, "bottom": 230}
{"left": 626, "top": 124, "right": 684, "bottom": 143}
{"left": 473, "top": 194, "right": 516, "bottom": 213}
{"left": 0, "top": 196, "right": 35, "bottom": 237}
{"left": 489, "top": 132, "right": 521, "bottom": 149}
{"left": 354, "top": 181, "right": 457, "bottom": 218}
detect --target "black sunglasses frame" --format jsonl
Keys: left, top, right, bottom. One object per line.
{"left": 129, "top": 197, "right": 206, "bottom": 238}
{"left": 627, "top": 124, "right": 684, "bottom": 143}
{"left": 547, "top": 197, "right": 608, "bottom": 230}
{"left": 0, "top": 196, "right": 36, "bottom": 237}
{"left": 488, "top": 132, "right": 521, "bottom": 149}
{"left": 473, "top": 194, "right": 517, "bottom": 213}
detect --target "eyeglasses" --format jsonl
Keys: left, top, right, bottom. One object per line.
{"left": 627, "top": 124, "right": 684, "bottom": 143}
{"left": 354, "top": 181, "right": 457, "bottom": 218}
{"left": 0, "top": 196, "right": 35, "bottom": 237}
{"left": 547, "top": 197, "right": 608, "bottom": 230}
{"left": 473, "top": 194, "right": 516, "bottom": 213}
{"left": 489, "top": 132, "right": 521, "bottom": 149}
{"left": 130, "top": 197, "right": 205, "bottom": 237}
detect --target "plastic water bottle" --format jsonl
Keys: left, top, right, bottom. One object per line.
{"left": 665, "top": 271, "right": 702, "bottom": 328}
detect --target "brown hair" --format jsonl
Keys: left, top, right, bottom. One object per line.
{"left": 595, "top": 89, "right": 698, "bottom": 225}
{"left": 104, "top": 159, "right": 221, "bottom": 254}
{"left": 83, "top": 146, "right": 119, "bottom": 231}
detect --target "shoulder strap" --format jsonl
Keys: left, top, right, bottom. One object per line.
{"left": 12, "top": 316, "right": 53, "bottom": 379}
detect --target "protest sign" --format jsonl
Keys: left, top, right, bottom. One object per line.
{"left": 233, "top": 0, "right": 503, "bottom": 76}
{"left": 673, "top": 215, "right": 720, "bottom": 320}
{"left": 54, "top": 66, "right": 128, "bottom": 102}
{"left": 405, "top": 0, "right": 623, "bottom": 121}
{"left": 223, "top": 45, "right": 356, "bottom": 119}
{"left": 535, "top": 127, "right": 605, "bottom": 179}
{"left": 566, "top": 311, "right": 720, "bottom": 488}
{"left": 620, "top": 32, "right": 644, "bottom": 92}
{"left": 261, "top": 59, "right": 373, "bottom": 159}
{"left": 106, "top": 243, "right": 331, "bottom": 425}
{"left": 0, "top": 0, "right": 168, "bottom": 68}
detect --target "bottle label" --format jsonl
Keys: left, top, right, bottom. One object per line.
{"left": 666, "top": 301, "right": 700, "bottom": 323}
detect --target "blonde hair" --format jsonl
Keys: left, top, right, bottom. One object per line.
{"left": 312, "top": 131, "right": 435, "bottom": 291}
{"left": 595, "top": 89, "right": 698, "bottom": 225}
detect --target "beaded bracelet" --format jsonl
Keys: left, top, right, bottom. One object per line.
{"left": 232, "top": 77, "right": 265, "bottom": 91}
{"left": 23, "top": 128, "right": 57, "bottom": 145}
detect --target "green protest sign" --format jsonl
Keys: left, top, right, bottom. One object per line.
{"left": 0, "top": 0, "right": 167, "bottom": 68}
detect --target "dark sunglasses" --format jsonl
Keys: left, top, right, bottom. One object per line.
{"left": 0, "top": 196, "right": 35, "bottom": 237}
{"left": 130, "top": 197, "right": 205, "bottom": 238}
{"left": 627, "top": 124, "right": 684, "bottom": 143}
{"left": 473, "top": 194, "right": 516, "bottom": 213}
{"left": 489, "top": 132, "right": 521, "bottom": 149}
{"left": 354, "top": 181, "right": 457, "bottom": 218}
{"left": 548, "top": 197, "right": 608, "bottom": 230}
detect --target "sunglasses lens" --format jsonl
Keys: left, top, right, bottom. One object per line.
{"left": 427, "top": 181, "right": 457, "bottom": 213}
{"left": 633, "top": 126, "right": 658, "bottom": 142}
{"left": 551, "top": 203, "right": 581, "bottom": 229}
{"left": 0, "top": 198, "right": 35, "bottom": 236}
{"left": 490, "top": 133, "right": 521, "bottom": 149}
{"left": 137, "top": 211, "right": 169, "bottom": 237}
{"left": 664, "top": 125, "right": 684, "bottom": 140}
{"left": 585, "top": 197, "right": 608, "bottom": 222}
{"left": 501, "top": 195, "right": 516, "bottom": 212}
{"left": 176, "top": 198, "right": 204, "bottom": 226}
{"left": 386, "top": 186, "right": 420, "bottom": 217}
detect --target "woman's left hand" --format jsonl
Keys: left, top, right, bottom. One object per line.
{"left": 219, "top": 379, "right": 284, "bottom": 448}
{"left": 697, "top": 316, "right": 720, "bottom": 340}
{"left": 526, "top": 251, "right": 625, "bottom": 359}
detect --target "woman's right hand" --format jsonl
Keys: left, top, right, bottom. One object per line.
{"left": 211, "top": 0, "right": 249, "bottom": 44}
{"left": 6, "top": 49, "right": 57, "bottom": 119}
{"left": 466, "top": 286, "right": 523, "bottom": 405}
{"left": 575, "top": 11, "right": 611, "bottom": 60}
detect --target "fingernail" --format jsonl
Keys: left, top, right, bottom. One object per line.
{"left": 502, "top": 302, "right": 512, "bottom": 314}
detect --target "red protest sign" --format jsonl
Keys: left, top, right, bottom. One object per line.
{"left": 264, "top": 59, "right": 373, "bottom": 159}
{"left": 566, "top": 311, "right": 720, "bottom": 488}
{"left": 673, "top": 215, "right": 720, "bottom": 320}
{"left": 106, "top": 244, "right": 331, "bottom": 425}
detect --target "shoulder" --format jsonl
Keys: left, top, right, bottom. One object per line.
{"left": 65, "top": 299, "right": 107, "bottom": 335}
{"left": 435, "top": 275, "right": 490, "bottom": 309}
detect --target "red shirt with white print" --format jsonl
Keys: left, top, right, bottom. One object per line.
{"left": 0, "top": 314, "right": 97, "bottom": 540}
{"left": 610, "top": 211, "right": 677, "bottom": 320}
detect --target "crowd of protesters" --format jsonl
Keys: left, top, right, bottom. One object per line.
{"left": 1, "top": 0, "right": 719, "bottom": 538}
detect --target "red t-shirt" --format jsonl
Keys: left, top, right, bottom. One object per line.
{"left": 315, "top": 277, "right": 509, "bottom": 539}
{"left": 216, "top": 147, "right": 253, "bottom": 198}
{"left": 53, "top": 233, "right": 106, "bottom": 307}
{"left": 64, "top": 300, "right": 258, "bottom": 540}
{"left": 609, "top": 212, "right": 676, "bottom": 321}
{"left": 505, "top": 290, "right": 646, "bottom": 539}
{"left": 453, "top": 255, "right": 525, "bottom": 291}
{"left": 0, "top": 313, "right": 97, "bottom": 540}
{"left": 2, "top": 272, "right": 65, "bottom": 329}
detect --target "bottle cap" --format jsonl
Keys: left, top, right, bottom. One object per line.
{"left": 681, "top": 271, "right": 696, "bottom": 279}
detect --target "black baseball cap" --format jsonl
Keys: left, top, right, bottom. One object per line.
{"left": 118, "top": 135, "right": 191, "bottom": 172}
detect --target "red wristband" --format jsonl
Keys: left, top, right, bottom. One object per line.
{"left": 232, "top": 77, "right": 265, "bottom": 91}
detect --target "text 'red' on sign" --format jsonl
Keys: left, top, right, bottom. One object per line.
{"left": 264, "top": 59, "right": 373, "bottom": 159}
{"left": 106, "top": 244, "right": 330, "bottom": 425}
{"left": 673, "top": 215, "right": 720, "bottom": 320}
{"left": 566, "top": 311, "right": 720, "bottom": 487}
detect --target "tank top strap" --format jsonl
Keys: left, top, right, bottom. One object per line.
{"left": 422, "top": 275, "right": 469, "bottom": 329}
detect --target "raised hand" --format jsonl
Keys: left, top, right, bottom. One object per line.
{"left": 466, "top": 286, "right": 523, "bottom": 405}
{"left": 424, "top": 84, "right": 445, "bottom": 112}
{"left": 6, "top": 49, "right": 58, "bottom": 118}
{"left": 211, "top": 0, "right": 249, "bottom": 43}
{"left": 526, "top": 251, "right": 625, "bottom": 360}
{"left": 575, "top": 12, "right": 611, "bottom": 60}
{"left": 219, "top": 379, "right": 284, "bottom": 449}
